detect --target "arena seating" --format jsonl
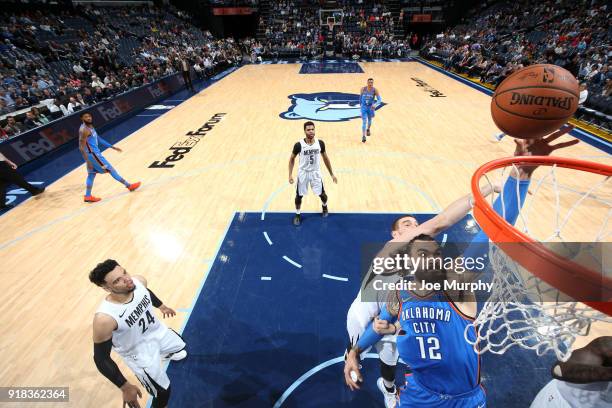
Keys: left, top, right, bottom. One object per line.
{"left": 0, "top": 5, "right": 245, "bottom": 140}
{"left": 420, "top": 0, "right": 611, "bottom": 132}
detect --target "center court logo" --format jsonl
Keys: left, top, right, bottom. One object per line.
{"left": 279, "top": 92, "right": 386, "bottom": 122}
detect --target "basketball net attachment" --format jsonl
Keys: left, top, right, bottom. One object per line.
{"left": 466, "top": 156, "right": 612, "bottom": 361}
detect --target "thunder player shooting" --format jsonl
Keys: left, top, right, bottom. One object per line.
{"left": 345, "top": 135, "right": 580, "bottom": 407}
{"left": 288, "top": 121, "right": 338, "bottom": 226}
{"left": 90, "top": 260, "right": 187, "bottom": 408}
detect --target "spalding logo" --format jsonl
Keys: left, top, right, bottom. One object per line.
{"left": 279, "top": 92, "right": 386, "bottom": 122}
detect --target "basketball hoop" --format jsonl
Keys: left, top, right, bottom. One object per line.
{"left": 467, "top": 156, "right": 612, "bottom": 361}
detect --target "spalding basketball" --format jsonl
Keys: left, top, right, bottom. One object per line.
{"left": 491, "top": 64, "right": 579, "bottom": 139}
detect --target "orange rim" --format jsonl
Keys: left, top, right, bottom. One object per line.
{"left": 471, "top": 156, "right": 612, "bottom": 316}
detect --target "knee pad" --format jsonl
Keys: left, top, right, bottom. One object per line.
{"left": 152, "top": 385, "right": 170, "bottom": 408}
{"left": 380, "top": 360, "right": 397, "bottom": 382}
{"left": 295, "top": 195, "right": 302, "bottom": 206}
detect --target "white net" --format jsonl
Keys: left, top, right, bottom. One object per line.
{"left": 465, "top": 161, "right": 612, "bottom": 362}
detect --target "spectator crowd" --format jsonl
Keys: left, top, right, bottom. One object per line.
{"left": 1, "top": 5, "right": 245, "bottom": 141}
{"left": 421, "top": 0, "right": 610, "bottom": 127}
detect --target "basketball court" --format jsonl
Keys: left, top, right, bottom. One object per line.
{"left": 0, "top": 60, "right": 609, "bottom": 407}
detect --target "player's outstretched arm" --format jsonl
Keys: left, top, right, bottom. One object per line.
{"left": 98, "top": 136, "right": 122, "bottom": 152}
{"left": 552, "top": 336, "right": 612, "bottom": 383}
{"left": 133, "top": 275, "right": 176, "bottom": 318}
{"left": 92, "top": 313, "right": 142, "bottom": 408}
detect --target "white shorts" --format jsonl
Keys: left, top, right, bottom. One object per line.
{"left": 297, "top": 170, "right": 323, "bottom": 197}
{"left": 347, "top": 298, "right": 398, "bottom": 366}
{"left": 530, "top": 379, "right": 611, "bottom": 408}
{"left": 121, "top": 328, "right": 186, "bottom": 397}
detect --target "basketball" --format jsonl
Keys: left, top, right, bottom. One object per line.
{"left": 490, "top": 64, "right": 580, "bottom": 139}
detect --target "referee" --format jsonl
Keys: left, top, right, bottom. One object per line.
{"left": 0, "top": 152, "right": 44, "bottom": 211}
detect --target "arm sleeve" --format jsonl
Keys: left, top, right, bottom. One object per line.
{"left": 319, "top": 140, "right": 326, "bottom": 153}
{"left": 375, "top": 90, "right": 382, "bottom": 104}
{"left": 463, "top": 175, "right": 531, "bottom": 262}
{"left": 356, "top": 304, "right": 397, "bottom": 351}
{"left": 97, "top": 137, "right": 112, "bottom": 149}
{"left": 292, "top": 142, "right": 301, "bottom": 155}
{"left": 148, "top": 289, "right": 163, "bottom": 307}
{"left": 93, "top": 339, "right": 127, "bottom": 388}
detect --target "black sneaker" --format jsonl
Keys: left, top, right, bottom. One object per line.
{"left": 362, "top": 135, "right": 366, "bottom": 143}
{"left": 293, "top": 214, "right": 302, "bottom": 226}
{"left": 366, "top": 129, "right": 371, "bottom": 136}
{"left": 322, "top": 206, "right": 329, "bottom": 217}
{"left": 32, "top": 186, "right": 45, "bottom": 196}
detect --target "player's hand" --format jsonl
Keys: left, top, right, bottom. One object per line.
{"left": 86, "top": 161, "right": 93, "bottom": 172}
{"left": 514, "top": 125, "right": 579, "bottom": 176}
{"left": 8, "top": 161, "right": 17, "bottom": 170}
{"left": 120, "top": 383, "right": 142, "bottom": 408}
{"left": 514, "top": 125, "right": 579, "bottom": 157}
{"left": 332, "top": 175, "right": 338, "bottom": 183}
{"left": 113, "top": 146, "right": 123, "bottom": 153}
{"left": 102, "top": 165, "right": 109, "bottom": 173}
{"left": 289, "top": 177, "right": 294, "bottom": 184}
{"left": 373, "top": 317, "right": 397, "bottom": 335}
{"left": 159, "top": 305, "right": 176, "bottom": 318}
{"left": 344, "top": 349, "right": 363, "bottom": 391}
{"left": 553, "top": 336, "right": 612, "bottom": 384}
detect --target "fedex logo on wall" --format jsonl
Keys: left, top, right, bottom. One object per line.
{"left": 97, "top": 100, "right": 134, "bottom": 121}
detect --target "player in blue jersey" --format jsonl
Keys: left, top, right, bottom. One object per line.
{"left": 344, "top": 132, "right": 579, "bottom": 407}
{"left": 360, "top": 78, "right": 382, "bottom": 143}
{"left": 78, "top": 112, "right": 141, "bottom": 203}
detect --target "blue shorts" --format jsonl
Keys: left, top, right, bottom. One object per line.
{"left": 361, "top": 106, "right": 375, "bottom": 119}
{"left": 87, "top": 152, "right": 113, "bottom": 174}
{"left": 399, "top": 374, "right": 486, "bottom": 408}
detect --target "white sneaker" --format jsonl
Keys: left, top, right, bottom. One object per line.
{"left": 163, "top": 349, "right": 187, "bottom": 362}
{"left": 376, "top": 377, "right": 398, "bottom": 408}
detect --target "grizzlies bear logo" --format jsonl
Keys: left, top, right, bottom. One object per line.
{"left": 280, "top": 92, "right": 386, "bottom": 122}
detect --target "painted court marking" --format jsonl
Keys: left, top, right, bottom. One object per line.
{"left": 263, "top": 231, "right": 273, "bottom": 245}
{"left": 322, "top": 274, "right": 348, "bottom": 282}
{"left": 282, "top": 255, "right": 302, "bottom": 268}
{"left": 272, "top": 353, "right": 385, "bottom": 408}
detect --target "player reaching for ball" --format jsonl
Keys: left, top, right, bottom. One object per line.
{"left": 344, "top": 133, "right": 579, "bottom": 408}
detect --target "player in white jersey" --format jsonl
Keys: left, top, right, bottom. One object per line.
{"left": 347, "top": 184, "right": 498, "bottom": 407}
{"left": 90, "top": 259, "right": 186, "bottom": 408}
{"left": 288, "top": 121, "right": 338, "bottom": 226}
{"left": 530, "top": 336, "right": 612, "bottom": 408}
